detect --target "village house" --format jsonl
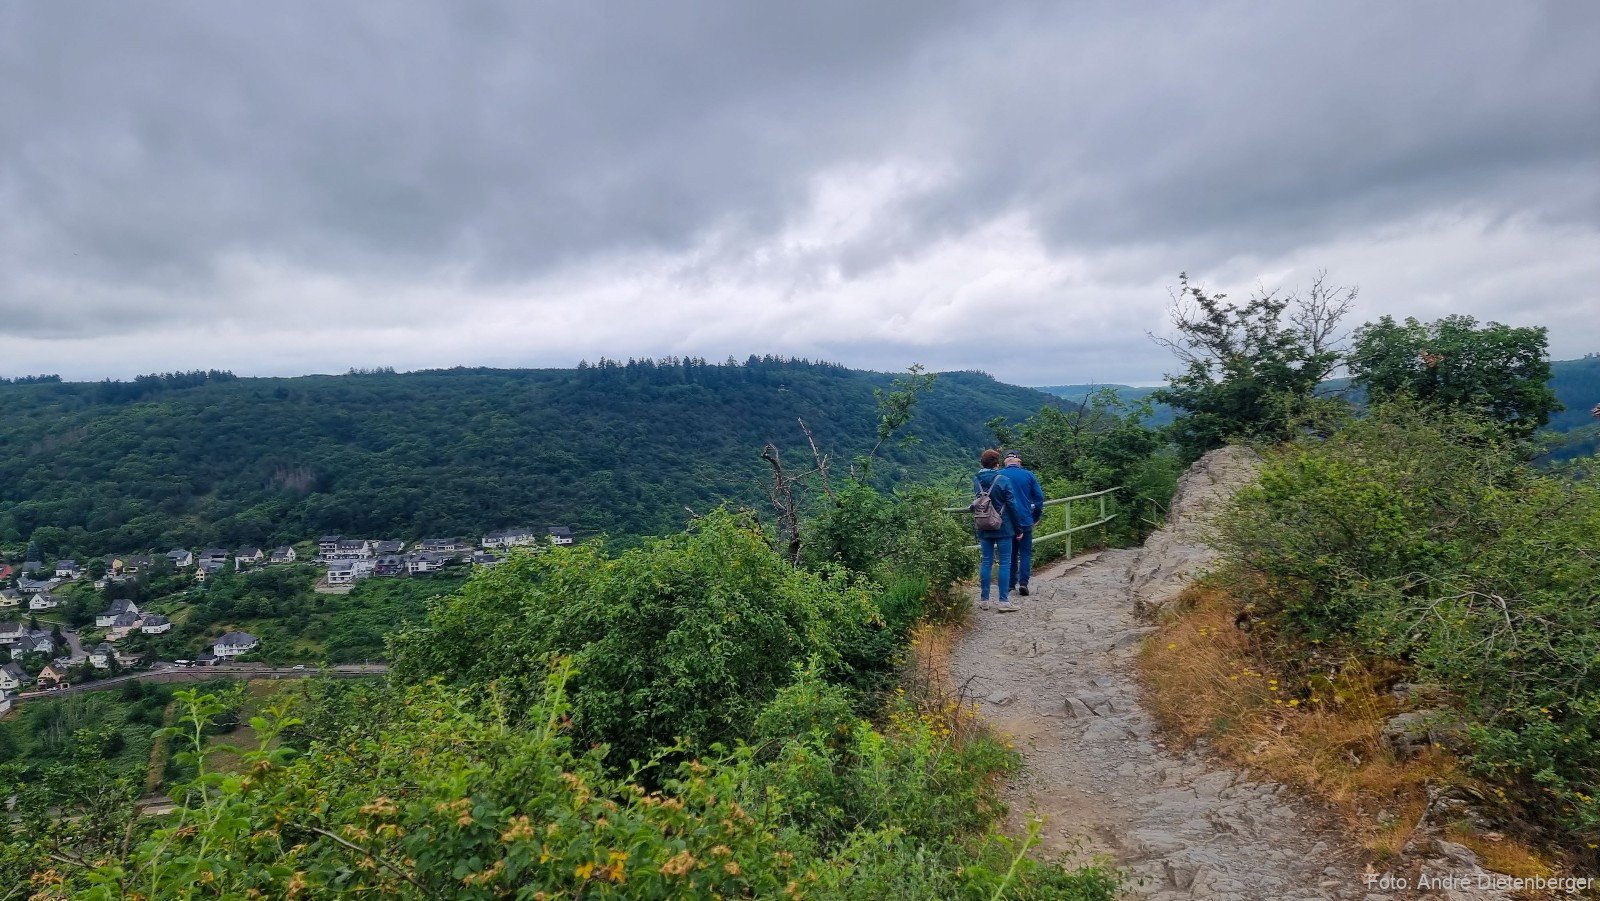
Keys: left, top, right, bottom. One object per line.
{"left": 36, "top": 661, "right": 70, "bottom": 688}
{"left": 125, "top": 554, "right": 153, "bottom": 573}
{"left": 22, "top": 559, "right": 43, "bottom": 575}
{"left": 113, "top": 645, "right": 143, "bottom": 668}
{"left": 326, "top": 539, "right": 374, "bottom": 561}
{"left": 0, "top": 690, "right": 13, "bottom": 715}
{"left": 547, "top": 526, "right": 575, "bottom": 546}
{"left": 167, "top": 548, "right": 194, "bottom": 568}
{"left": 106, "top": 613, "right": 142, "bottom": 640}
{"left": 269, "top": 546, "right": 297, "bottom": 564}
{"left": 406, "top": 551, "right": 451, "bottom": 574}
{"left": 137, "top": 613, "right": 172, "bottom": 635}
{"left": 0, "top": 588, "right": 21, "bottom": 610}
{"left": 235, "top": 546, "right": 264, "bottom": 567}
{"left": 0, "top": 661, "right": 30, "bottom": 691}
{"left": 54, "top": 559, "right": 83, "bottom": 579}
{"left": 482, "top": 527, "right": 537, "bottom": 549}
{"left": 213, "top": 631, "right": 260, "bottom": 658}
{"left": 0, "top": 620, "right": 25, "bottom": 645}
{"left": 470, "top": 551, "right": 504, "bottom": 568}
{"left": 20, "top": 630, "right": 55, "bottom": 657}
{"left": 96, "top": 599, "right": 140, "bottom": 628}
{"left": 17, "top": 573, "right": 61, "bottom": 594}
{"left": 0, "top": 564, "right": 11, "bottom": 582}
{"left": 28, "top": 591, "right": 60, "bottom": 611}
{"left": 196, "top": 559, "right": 228, "bottom": 582}
{"left": 373, "top": 554, "right": 407, "bottom": 577}
{"left": 373, "top": 540, "right": 406, "bottom": 555}
{"left": 419, "top": 538, "right": 463, "bottom": 553}
{"left": 89, "top": 642, "right": 114, "bottom": 669}
{"left": 200, "top": 548, "right": 230, "bottom": 565}
{"left": 318, "top": 535, "right": 342, "bottom": 555}
{"left": 326, "top": 559, "right": 374, "bottom": 585}
{"left": 105, "top": 554, "right": 145, "bottom": 577}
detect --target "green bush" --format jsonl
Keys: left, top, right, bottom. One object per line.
{"left": 36, "top": 672, "right": 1116, "bottom": 900}
{"left": 1217, "top": 401, "right": 1600, "bottom": 848}
{"left": 803, "top": 482, "right": 975, "bottom": 616}
{"left": 389, "top": 509, "right": 888, "bottom": 763}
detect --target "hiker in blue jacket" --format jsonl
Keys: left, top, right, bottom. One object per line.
{"left": 1002, "top": 449, "right": 1045, "bottom": 596}
{"left": 973, "top": 448, "right": 1033, "bottom": 612}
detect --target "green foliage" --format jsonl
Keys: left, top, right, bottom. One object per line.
{"left": 859, "top": 363, "right": 938, "bottom": 476}
{"left": 0, "top": 359, "right": 1053, "bottom": 556}
{"left": 0, "top": 740, "right": 144, "bottom": 894}
{"left": 1151, "top": 273, "right": 1352, "bottom": 460}
{"left": 746, "top": 670, "right": 1014, "bottom": 849}
{"left": 20, "top": 671, "right": 1115, "bottom": 900}
{"left": 1000, "top": 387, "right": 1181, "bottom": 542}
{"left": 389, "top": 510, "right": 888, "bottom": 763}
{"left": 1350, "top": 314, "right": 1560, "bottom": 436}
{"left": 1217, "top": 401, "right": 1600, "bottom": 848}
{"left": 802, "top": 483, "right": 975, "bottom": 618}
{"left": 0, "top": 684, "right": 175, "bottom": 771}
{"left": 1218, "top": 402, "right": 1516, "bottom": 639}
{"left": 139, "top": 563, "right": 465, "bottom": 663}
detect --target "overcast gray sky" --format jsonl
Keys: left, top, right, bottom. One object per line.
{"left": 3, "top": 2, "right": 1596, "bottom": 386}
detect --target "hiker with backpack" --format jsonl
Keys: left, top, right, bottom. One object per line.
{"left": 1001, "top": 449, "right": 1045, "bottom": 597}
{"left": 970, "top": 448, "right": 1033, "bottom": 612}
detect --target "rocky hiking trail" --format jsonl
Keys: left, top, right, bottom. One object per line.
{"left": 951, "top": 546, "right": 1365, "bottom": 900}
{"left": 948, "top": 449, "right": 1516, "bottom": 901}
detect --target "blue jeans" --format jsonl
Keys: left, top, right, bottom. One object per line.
{"left": 1011, "top": 527, "right": 1034, "bottom": 589}
{"left": 979, "top": 536, "right": 1013, "bottom": 602}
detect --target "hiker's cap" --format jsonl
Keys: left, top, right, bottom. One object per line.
{"left": 1005, "top": 450, "right": 1021, "bottom": 460}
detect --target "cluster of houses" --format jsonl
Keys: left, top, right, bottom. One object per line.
{"left": 314, "top": 527, "right": 574, "bottom": 586}
{"left": 3, "top": 524, "right": 575, "bottom": 598}
{"left": 0, "top": 620, "right": 57, "bottom": 660}
{"left": 0, "top": 526, "right": 576, "bottom": 705}
{"left": 0, "top": 622, "right": 262, "bottom": 704}
{"left": 93, "top": 599, "right": 172, "bottom": 640}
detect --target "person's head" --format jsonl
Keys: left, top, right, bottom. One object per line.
{"left": 980, "top": 448, "right": 1002, "bottom": 468}
{"left": 1005, "top": 450, "right": 1022, "bottom": 466}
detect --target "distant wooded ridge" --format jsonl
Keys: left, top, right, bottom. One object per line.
{"left": 0, "top": 358, "right": 1058, "bottom": 558}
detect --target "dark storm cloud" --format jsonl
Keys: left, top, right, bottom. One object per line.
{"left": 1, "top": 1, "right": 1596, "bottom": 381}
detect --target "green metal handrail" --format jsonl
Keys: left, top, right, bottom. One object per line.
{"left": 946, "top": 486, "right": 1120, "bottom": 555}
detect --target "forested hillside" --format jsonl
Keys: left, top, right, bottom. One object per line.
{"left": 0, "top": 358, "right": 1054, "bottom": 556}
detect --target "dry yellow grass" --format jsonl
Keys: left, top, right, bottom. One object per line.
{"left": 1445, "top": 826, "right": 1554, "bottom": 880}
{"left": 902, "top": 619, "right": 989, "bottom": 746}
{"left": 1136, "top": 585, "right": 1537, "bottom": 865}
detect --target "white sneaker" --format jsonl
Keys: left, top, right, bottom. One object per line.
{"left": 978, "top": 598, "right": 993, "bottom": 611}
{"left": 996, "top": 601, "right": 1018, "bottom": 613}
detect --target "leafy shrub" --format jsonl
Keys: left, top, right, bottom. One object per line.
{"left": 37, "top": 672, "right": 1116, "bottom": 900}
{"left": 1217, "top": 401, "right": 1600, "bottom": 849}
{"left": 747, "top": 674, "right": 1015, "bottom": 849}
{"left": 389, "top": 509, "right": 887, "bottom": 763}
{"left": 1219, "top": 401, "right": 1518, "bottom": 640}
{"left": 803, "top": 482, "right": 975, "bottom": 614}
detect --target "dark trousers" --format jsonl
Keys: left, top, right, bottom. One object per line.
{"left": 1010, "top": 527, "right": 1034, "bottom": 589}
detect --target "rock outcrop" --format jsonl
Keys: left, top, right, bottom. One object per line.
{"left": 1127, "top": 445, "right": 1259, "bottom": 615}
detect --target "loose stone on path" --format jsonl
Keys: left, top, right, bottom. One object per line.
{"left": 950, "top": 548, "right": 1367, "bottom": 900}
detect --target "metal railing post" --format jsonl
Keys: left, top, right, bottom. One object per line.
{"left": 1065, "top": 498, "right": 1073, "bottom": 559}
{"left": 1099, "top": 494, "right": 1107, "bottom": 548}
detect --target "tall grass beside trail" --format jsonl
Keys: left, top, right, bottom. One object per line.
{"left": 1192, "top": 401, "right": 1600, "bottom": 868}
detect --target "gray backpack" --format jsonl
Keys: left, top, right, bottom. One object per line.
{"left": 970, "top": 474, "right": 1005, "bottom": 531}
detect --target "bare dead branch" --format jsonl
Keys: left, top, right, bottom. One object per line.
{"left": 798, "top": 418, "right": 836, "bottom": 502}
{"left": 308, "top": 826, "right": 433, "bottom": 896}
